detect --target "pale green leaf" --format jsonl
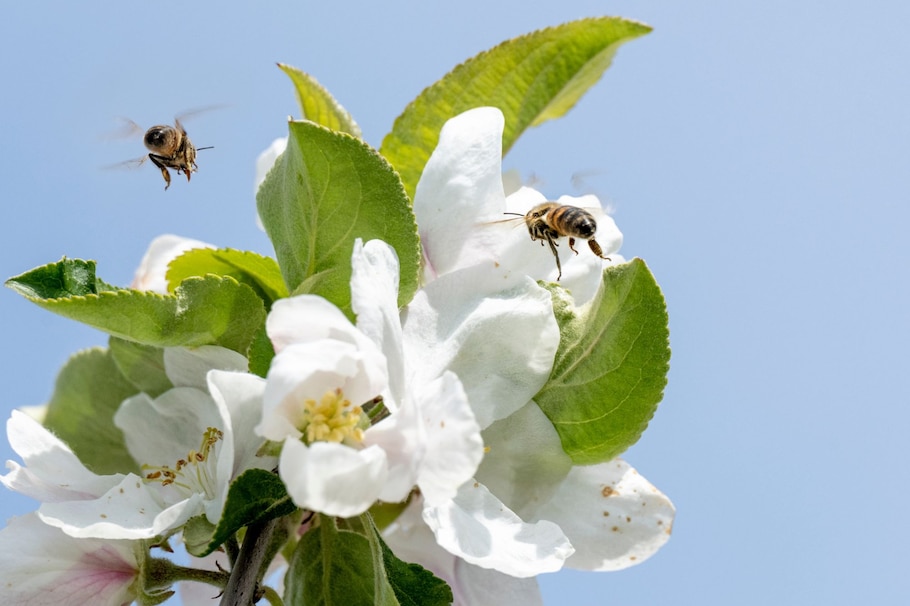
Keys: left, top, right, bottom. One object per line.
{"left": 536, "top": 259, "right": 670, "bottom": 464}
{"left": 42, "top": 347, "right": 139, "bottom": 475}
{"left": 381, "top": 17, "right": 652, "bottom": 200}
{"left": 278, "top": 63, "right": 363, "bottom": 138}
{"left": 257, "top": 120, "right": 420, "bottom": 315}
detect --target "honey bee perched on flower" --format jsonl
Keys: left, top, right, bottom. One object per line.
{"left": 508, "top": 202, "right": 611, "bottom": 280}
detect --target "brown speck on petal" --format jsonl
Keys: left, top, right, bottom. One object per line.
{"left": 626, "top": 516, "right": 632, "bottom": 523}
{"left": 601, "top": 486, "right": 615, "bottom": 498}
{"left": 100, "top": 514, "right": 107, "bottom": 519}
{"left": 612, "top": 526, "right": 620, "bottom": 532}
{"left": 603, "top": 511, "right": 610, "bottom": 517}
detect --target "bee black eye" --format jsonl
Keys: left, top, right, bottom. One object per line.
{"left": 144, "top": 127, "right": 167, "bottom": 147}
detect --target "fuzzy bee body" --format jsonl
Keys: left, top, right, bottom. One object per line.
{"left": 142, "top": 119, "right": 200, "bottom": 190}
{"left": 521, "top": 202, "right": 610, "bottom": 280}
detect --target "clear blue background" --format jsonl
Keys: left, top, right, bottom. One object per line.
{"left": 2, "top": 1, "right": 908, "bottom": 604}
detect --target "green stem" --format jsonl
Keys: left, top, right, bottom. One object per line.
{"left": 145, "top": 556, "right": 229, "bottom": 590}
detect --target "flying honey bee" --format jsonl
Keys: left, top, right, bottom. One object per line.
{"left": 140, "top": 118, "right": 213, "bottom": 190}
{"left": 506, "top": 202, "right": 611, "bottom": 280}
{"left": 106, "top": 108, "right": 217, "bottom": 190}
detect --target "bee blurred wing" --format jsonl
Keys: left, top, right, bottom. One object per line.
{"left": 102, "top": 155, "right": 148, "bottom": 171}
{"left": 174, "top": 104, "right": 227, "bottom": 128}
{"left": 101, "top": 117, "right": 145, "bottom": 141}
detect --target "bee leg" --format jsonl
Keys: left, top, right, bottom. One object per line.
{"left": 148, "top": 154, "right": 172, "bottom": 190}
{"left": 545, "top": 234, "right": 563, "bottom": 281}
{"left": 588, "top": 238, "right": 610, "bottom": 261}
{"left": 568, "top": 237, "right": 580, "bottom": 255}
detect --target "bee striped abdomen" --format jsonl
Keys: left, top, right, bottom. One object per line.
{"left": 547, "top": 205, "right": 597, "bottom": 239}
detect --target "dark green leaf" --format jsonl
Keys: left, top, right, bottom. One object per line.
{"left": 380, "top": 534, "right": 453, "bottom": 606}
{"left": 278, "top": 63, "right": 363, "bottom": 138}
{"left": 536, "top": 259, "right": 670, "bottom": 464}
{"left": 285, "top": 516, "right": 399, "bottom": 606}
{"left": 257, "top": 120, "right": 420, "bottom": 315}
{"left": 381, "top": 17, "right": 651, "bottom": 200}
{"left": 186, "top": 468, "right": 297, "bottom": 558}
{"left": 43, "top": 348, "right": 139, "bottom": 475}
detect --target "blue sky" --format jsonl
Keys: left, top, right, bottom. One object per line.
{"left": 2, "top": 1, "right": 908, "bottom": 604}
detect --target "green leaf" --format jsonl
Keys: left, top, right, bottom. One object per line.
{"left": 257, "top": 120, "right": 420, "bottom": 315}
{"left": 379, "top": 532, "right": 453, "bottom": 606}
{"left": 536, "top": 259, "right": 670, "bottom": 464}
{"left": 278, "top": 63, "right": 363, "bottom": 138}
{"left": 166, "top": 248, "right": 289, "bottom": 306}
{"left": 185, "top": 469, "right": 297, "bottom": 557}
{"left": 286, "top": 516, "right": 399, "bottom": 606}
{"left": 6, "top": 259, "right": 266, "bottom": 355}
{"left": 108, "top": 337, "right": 172, "bottom": 398}
{"left": 43, "top": 347, "right": 139, "bottom": 475}
{"left": 381, "top": 17, "right": 651, "bottom": 200}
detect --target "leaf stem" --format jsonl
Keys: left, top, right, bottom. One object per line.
{"left": 221, "top": 517, "right": 281, "bottom": 606}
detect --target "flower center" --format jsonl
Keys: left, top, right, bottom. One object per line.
{"left": 300, "top": 388, "right": 364, "bottom": 446}
{"left": 142, "top": 426, "right": 223, "bottom": 499}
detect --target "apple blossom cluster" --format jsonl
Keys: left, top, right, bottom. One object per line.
{"left": 1, "top": 17, "right": 672, "bottom": 606}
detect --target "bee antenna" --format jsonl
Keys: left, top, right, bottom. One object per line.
{"left": 197, "top": 146, "right": 214, "bottom": 151}
{"left": 503, "top": 212, "right": 524, "bottom": 217}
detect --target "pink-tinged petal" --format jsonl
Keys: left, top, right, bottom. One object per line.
{"left": 0, "top": 513, "right": 142, "bottom": 606}
{"left": 131, "top": 234, "right": 214, "bottom": 294}
{"left": 403, "top": 267, "right": 559, "bottom": 428}
{"left": 350, "top": 239, "right": 406, "bottom": 409}
{"left": 163, "top": 345, "right": 249, "bottom": 390}
{"left": 414, "top": 107, "right": 509, "bottom": 278}
{"left": 39, "top": 474, "right": 206, "bottom": 539}
{"left": 476, "top": 402, "right": 572, "bottom": 519}
{"left": 415, "top": 372, "right": 483, "bottom": 506}
{"left": 422, "top": 481, "right": 573, "bottom": 577}
{"left": 2, "top": 410, "right": 123, "bottom": 502}
{"left": 279, "top": 440, "right": 388, "bottom": 517}
{"left": 532, "top": 459, "right": 675, "bottom": 571}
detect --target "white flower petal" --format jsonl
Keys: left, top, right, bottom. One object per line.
{"left": 384, "top": 500, "right": 542, "bottom": 606}
{"left": 131, "top": 234, "right": 214, "bottom": 294}
{"left": 416, "top": 371, "right": 483, "bottom": 506}
{"left": 1, "top": 410, "right": 123, "bottom": 502}
{"left": 255, "top": 137, "right": 288, "bottom": 194}
{"left": 350, "top": 238, "right": 405, "bottom": 408}
{"left": 114, "top": 388, "right": 227, "bottom": 471}
{"left": 476, "top": 401, "right": 572, "bottom": 519}
{"left": 0, "top": 513, "right": 141, "bottom": 606}
{"left": 163, "top": 345, "right": 248, "bottom": 390}
{"left": 453, "top": 557, "right": 543, "bottom": 606}
{"left": 414, "top": 107, "right": 510, "bottom": 279}
{"left": 207, "top": 370, "right": 271, "bottom": 476}
{"left": 362, "top": 396, "right": 424, "bottom": 504}
{"left": 403, "top": 267, "right": 559, "bottom": 428}
{"left": 532, "top": 459, "right": 675, "bottom": 571}
{"left": 258, "top": 340, "right": 387, "bottom": 441}
{"left": 39, "top": 474, "right": 205, "bottom": 540}
{"left": 422, "top": 481, "right": 573, "bottom": 577}
{"left": 279, "top": 440, "right": 388, "bottom": 517}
